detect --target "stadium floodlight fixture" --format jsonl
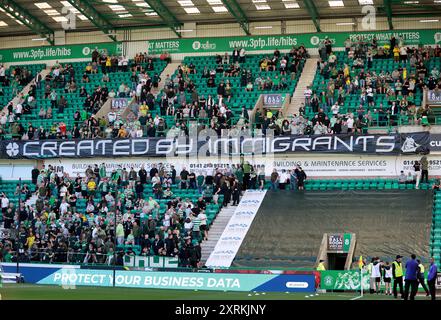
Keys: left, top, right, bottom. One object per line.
{"left": 183, "top": 7, "right": 200, "bottom": 14}
{"left": 31, "top": 37, "right": 48, "bottom": 41}
{"left": 255, "top": 4, "right": 271, "bottom": 10}
{"left": 336, "top": 22, "right": 356, "bottom": 25}
{"left": 254, "top": 26, "right": 273, "bottom": 29}
{"left": 283, "top": 1, "right": 300, "bottom": 9}
{"left": 419, "top": 19, "right": 439, "bottom": 22}
{"left": 328, "top": 0, "right": 344, "bottom": 7}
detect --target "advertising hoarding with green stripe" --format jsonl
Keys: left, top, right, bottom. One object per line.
{"left": 147, "top": 29, "right": 441, "bottom": 54}
{"left": 320, "top": 269, "right": 428, "bottom": 291}
{"left": 321, "top": 270, "right": 369, "bottom": 290}
{"left": 0, "top": 42, "right": 122, "bottom": 63}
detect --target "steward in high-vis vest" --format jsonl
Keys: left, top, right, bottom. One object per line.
{"left": 417, "top": 259, "right": 430, "bottom": 296}
{"left": 317, "top": 260, "right": 326, "bottom": 271}
{"left": 392, "top": 255, "right": 404, "bottom": 299}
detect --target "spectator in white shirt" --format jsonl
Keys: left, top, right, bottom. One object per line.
{"left": 239, "top": 48, "right": 246, "bottom": 63}
{"left": 14, "top": 103, "right": 23, "bottom": 117}
{"left": 346, "top": 115, "right": 354, "bottom": 133}
{"left": 304, "top": 86, "right": 312, "bottom": 106}
{"left": 0, "top": 65, "right": 5, "bottom": 84}
{"left": 151, "top": 173, "right": 161, "bottom": 186}
{"left": 279, "top": 170, "right": 290, "bottom": 190}
{"left": 1, "top": 193, "right": 10, "bottom": 214}
{"left": 0, "top": 112, "right": 7, "bottom": 125}
{"left": 59, "top": 199, "right": 70, "bottom": 215}
{"left": 198, "top": 211, "right": 208, "bottom": 240}
{"left": 331, "top": 103, "right": 340, "bottom": 116}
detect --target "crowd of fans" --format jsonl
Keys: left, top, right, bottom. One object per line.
{"left": 0, "top": 161, "right": 273, "bottom": 267}
{"left": 0, "top": 64, "right": 34, "bottom": 89}
{"left": 304, "top": 36, "right": 440, "bottom": 134}
{"left": 121, "top": 46, "right": 309, "bottom": 138}
{"left": 0, "top": 48, "right": 167, "bottom": 140}
{"left": 2, "top": 39, "right": 441, "bottom": 140}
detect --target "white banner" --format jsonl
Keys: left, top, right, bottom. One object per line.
{"left": 44, "top": 155, "right": 441, "bottom": 178}
{"left": 205, "top": 190, "right": 267, "bottom": 268}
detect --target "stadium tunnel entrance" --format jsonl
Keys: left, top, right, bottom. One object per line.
{"left": 327, "top": 253, "right": 349, "bottom": 270}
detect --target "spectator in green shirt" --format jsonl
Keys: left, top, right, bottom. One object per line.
{"left": 196, "top": 173, "right": 205, "bottom": 194}
{"left": 99, "top": 163, "right": 107, "bottom": 179}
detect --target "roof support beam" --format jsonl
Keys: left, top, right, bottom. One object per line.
{"left": 0, "top": 0, "right": 54, "bottom": 45}
{"left": 221, "top": 0, "right": 250, "bottom": 36}
{"left": 142, "top": 0, "right": 182, "bottom": 38}
{"left": 67, "top": 0, "right": 117, "bottom": 42}
{"left": 383, "top": 0, "right": 394, "bottom": 30}
{"left": 304, "top": 0, "right": 321, "bottom": 32}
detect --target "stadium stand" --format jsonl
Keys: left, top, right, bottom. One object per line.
{"left": 307, "top": 43, "right": 432, "bottom": 132}
{"left": 0, "top": 53, "right": 168, "bottom": 140}
{"left": 1, "top": 0, "right": 441, "bottom": 303}
{"left": 0, "top": 166, "right": 226, "bottom": 266}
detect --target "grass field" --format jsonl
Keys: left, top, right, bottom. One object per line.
{"left": 0, "top": 284, "right": 431, "bottom": 300}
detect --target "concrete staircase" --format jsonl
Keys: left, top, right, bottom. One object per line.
{"left": 201, "top": 205, "right": 236, "bottom": 264}
{"left": 284, "top": 57, "right": 319, "bottom": 117}
{"left": 151, "top": 61, "right": 181, "bottom": 98}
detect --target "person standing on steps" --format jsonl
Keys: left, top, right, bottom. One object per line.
{"left": 392, "top": 255, "right": 404, "bottom": 299}
{"left": 231, "top": 180, "right": 241, "bottom": 206}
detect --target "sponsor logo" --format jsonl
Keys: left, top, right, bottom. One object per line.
{"left": 220, "top": 236, "right": 242, "bottom": 241}
{"left": 82, "top": 47, "right": 91, "bottom": 56}
{"left": 228, "top": 223, "right": 249, "bottom": 228}
{"left": 212, "top": 250, "right": 235, "bottom": 255}
{"left": 192, "top": 40, "right": 216, "bottom": 51}
{"left": 311, "top": 36, "right": 336, "bottom": 46}
{"left": 6, "top": 142, "right": 19, "bottom": 157}
{"left": 401, "top": 137, "right": 420, "bottom": 153}
{"left": 240, "top": 200, "right": 260, "bottom": 205}
{"left": 310, "top": 36, "right": 320, "bottom": 46}
{"left": 235, "top": 211, "right": 255, "bottom": 216}
{"left": 435, "top": 32, "right": 441, "bottom": 44}
{"left": 286, "top": 282, "right": 309, "bottom": 288}
{"left": 324, "top": 275, "right": 334, "bottom": 286}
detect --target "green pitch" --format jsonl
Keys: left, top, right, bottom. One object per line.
{"left": 0, "top": 284, "right": 430, "bottom": 300}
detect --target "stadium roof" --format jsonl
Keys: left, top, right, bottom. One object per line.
{"left": 0, "top": 0, "right": 440, "bottom": 41}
